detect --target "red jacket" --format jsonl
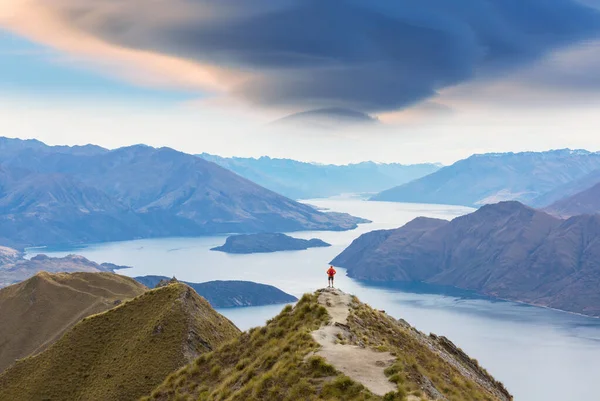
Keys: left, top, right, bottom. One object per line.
{"left": 327, "top": 267, "right": 336, "bottom": 277}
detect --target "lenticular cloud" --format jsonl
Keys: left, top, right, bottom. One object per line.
{"left": 39, "top": 0, "right": 600, "bottom": 112}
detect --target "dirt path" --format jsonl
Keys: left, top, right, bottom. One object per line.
{"left": 311, "top": 288, "right": 397, "bottom": 396}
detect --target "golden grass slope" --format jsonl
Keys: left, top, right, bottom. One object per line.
{"left": 145, "top": 290, "right": 512, "bottom": 401}
{"left": 0, "top": 271, "right": 147, "bottom": 372}
{"left": 0, "top": 282, "right": 240, "bottom": 401}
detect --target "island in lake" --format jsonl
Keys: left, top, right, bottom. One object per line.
{"left": 210, "top": 232, "right": 331, "bottom": 254}
{"left": 134, "top": 275, "right": 298, "bottom": 308}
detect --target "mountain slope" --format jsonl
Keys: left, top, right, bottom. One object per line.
{"left": 544, "top": 181, "right": 600, "bottom": 218}
{"left": 529, "top": 168, "right": 600, "bottom": 207}
{"left": 199, "top": 153, "right": 440, "bottom": 199}
{"left": 134, "top": 276, "right": 298, "bottom": 308}
{"left": 0, "top": 173, "right": 146, "bottom": 247}
{"left": 372, "top": 150, "right": 600, "bottom": 207}
{"left": 0, "top": 272, "right": 146, "bottom": 372}
{"left": 0, "top": 283, "right": 240, "bottom": 401}
{"left": 145, "top": 289, "right": 511, "bottom": 401}
{"left": 332, "top": 201, "right": 600, "bottom": 317}
{"left": 0, "top": 138, "right": 366, "bottom": 247}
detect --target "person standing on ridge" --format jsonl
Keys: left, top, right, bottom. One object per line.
{"left": 327, "top": 266, "right": 336, "bottom": 288}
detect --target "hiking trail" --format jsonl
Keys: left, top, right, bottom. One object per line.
{"left": 311, "top": 288, "right": 397, "bottom": 397}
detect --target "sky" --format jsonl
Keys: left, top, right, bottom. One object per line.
{"left": 2, "top": 0, "right": 600, "bottom": 165}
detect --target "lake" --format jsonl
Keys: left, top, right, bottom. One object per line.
{"left": 27, "top": 196, "right": 600, "bottom": 401}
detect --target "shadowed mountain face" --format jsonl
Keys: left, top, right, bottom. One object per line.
{"left": 0, "top": 283, "right": 240, "bottom": 401}
{"left": 372, "top": 150, "right": 600, "bottom": 207}
{"left": 0, "top": 272, "right": 146, "bottom": 373}
{"left": 0, "top": 137, "right": 365, "bottom": 248}
{"left": 199, "top": 153, "right": 440, "bottom": 200}
{"left": 544, "top": 181, "right": 600, "bottom": 218}
{"left": 332, "top": 201, "right": 600, "bottom": 317}
{"left": 134, "top": 276, "right": 298, "bottom": 308}
{"left": 530, "top": 168, "right": 600, "bottom": 207}
{"left": 211, "top": 233, "right": 331, "bottom": 254}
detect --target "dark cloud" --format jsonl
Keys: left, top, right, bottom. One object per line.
{"left": 56, "top": 0, "right": 600, "bottom": 112}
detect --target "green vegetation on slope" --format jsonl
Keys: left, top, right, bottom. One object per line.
{"left": 145, "top": 291, "right": 511, "bottom": 401}
{"left": 0, "top": 271, "right": 147, "bottom": 372}
{"left": 0, "top": 283, "right": 240, "bottom": 401}
{"left": 145, "top": 293, "right": 378, "bottom": 401}
{"left": 347, "top": 296, "right": 512, "bottom": 401}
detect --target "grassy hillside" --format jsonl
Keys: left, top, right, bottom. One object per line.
{"left": 145, "top": 290, "right": 511, "bottom": 401}
{"left": 0, "top": 271, "right": 146, "bottom": 372}
{"left": 0, "top": 283, "right": 240, "bottom": 401}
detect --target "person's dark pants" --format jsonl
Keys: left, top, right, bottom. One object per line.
{"left": 328, "top": 276, "right": 334, "bottom": 287}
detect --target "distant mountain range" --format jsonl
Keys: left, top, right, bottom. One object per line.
{"left": 372, "top": 149, "right": 600, "bottom": 207}
{"left": 332, "top": 201, "right": 600, "bottom": 317}
{"left": 133, "top": 275, "right": 298, "bottom": 307}
{"left": 0, "top": 137, "right": 365, "bottom": 248}
{"left": 198, "top": 153, "right": 440, "bottom": 199}
{"left": 0, "top": 251, "right": 130, "bottom": 288}
{"left": 211, "top": 233, "right": 331, "bottom": 254}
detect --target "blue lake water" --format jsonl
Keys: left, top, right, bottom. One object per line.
{"left": 27, "top": 196, "right": 600, "bottom": 401}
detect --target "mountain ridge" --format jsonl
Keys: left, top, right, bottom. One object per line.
{"left": 199, "top": 153, "right": 440, "bottom": 199}
{"left": 0, "top": 137, "right": 366, "bottom": 248}
{"left": 145, "top": 289, "right": 511, "bottom": 400}
{"left": 0, "top": 271, "right": 147, "bottom": 372}
{"left": 0, "top": 282, "right": 241, "bottom": 401}
{"left": 371, "top": 149, "right": 600, "bottom": 207}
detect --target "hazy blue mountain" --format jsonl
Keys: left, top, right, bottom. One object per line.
{"left": 332, "top": 201, "right": 600, "bottom": 317}
{"left": 211, "top": 233, "right": 331, "bottom": 254}
{"left": 544, "top": 181, "right": 600, "bottom": 218}
{"left": 372, "top": 150, "right": 600, "bottom": 207}
{"left": 0, "top": 137, "right": 366, "bottom": 248}
{"left": 198, "top": 153, "right": 440, "bottom": 199}
{"left": 0, "top": 252, "right": 131, "bottom": 288}
{"left": 133, "top": 276, "right": 297, "bottom": 308}
{"left": 530, "top": 168, "right": 600, "bottom": 208}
